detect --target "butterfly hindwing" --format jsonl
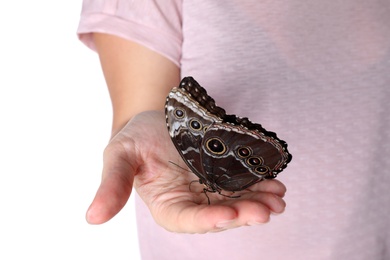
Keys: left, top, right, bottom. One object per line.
{"left": 201, "top": 124, "right": 290, "bottom": 191}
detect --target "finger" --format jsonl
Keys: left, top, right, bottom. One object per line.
{"left": 156, "top": 202, "right": 238, "bottom": 233}
{"left": 248, "top": 179, "right": 287, "bottom": 197}
{"left": 171, "top": 200, "right": 272, "bottom": 232}
{"left": 210, "top": 194, "right": 285, "bottom": 230}
{"left": 86, "top": 144, "right": 135, "bottom": 224}
{"left": 230, "top": 199, "right": 273, "bottom": 226}
{"left": 243, "top": 192, "right": 286, "bottom": 214}
{"left": 155, "top": 193, "right": 285, "bottom": 233}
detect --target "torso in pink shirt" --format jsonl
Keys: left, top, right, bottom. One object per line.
{"left": 78, "top": 1, "right": 390, "bottom": 259}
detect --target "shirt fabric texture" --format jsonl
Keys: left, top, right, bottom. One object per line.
{"left": 78, "top": 1, "right": 390, "bottom": 259}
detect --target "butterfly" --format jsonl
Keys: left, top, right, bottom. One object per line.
{"left": 165, "top": 77, "right": 292, "bottom": 198}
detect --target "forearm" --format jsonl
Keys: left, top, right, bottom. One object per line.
{"left": 93, "top": 33, "right": 180, "bottom": 135}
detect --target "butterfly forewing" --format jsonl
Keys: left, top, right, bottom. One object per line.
{"left": 165, "top": 85, "right": 222, "bottom": 185}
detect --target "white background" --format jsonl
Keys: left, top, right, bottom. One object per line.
{"left": 0, "top": 1, "right": 140, "bottom": 259}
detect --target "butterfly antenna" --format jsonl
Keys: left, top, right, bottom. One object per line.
{"left": 168, "top": 161, "right": 192, "bottom": 172}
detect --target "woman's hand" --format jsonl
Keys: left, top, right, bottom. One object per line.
{"left": 86, "top": 110, "right": 287, "bottom": 233}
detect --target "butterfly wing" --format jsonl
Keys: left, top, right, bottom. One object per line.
{"left": 200, "top": 123, "right": 291, "bottom": 192}
{"left": 165, "top": 78, "right": 225, "bottom": 186}
{"left": 165, "top": 77, "right": 292, "bottom": 194}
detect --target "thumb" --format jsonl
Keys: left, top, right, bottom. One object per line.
{"left": 86, "top": 143, "right": 135, "bottom": 224}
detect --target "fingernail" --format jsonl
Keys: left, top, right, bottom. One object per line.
{"left": 215, "top": 219, "right": 235, "bottom": 229}
{"left": 85, "top": 208, "right": 94, "bottom": 224}
{"left": 85, "top": 206, "right": 99, "bottom": 225}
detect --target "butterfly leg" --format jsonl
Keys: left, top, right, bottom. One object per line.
{"left": 188, "top": 180, "right": 200, "bottom": 192}
{"left": 202, "top": 188, "right": 211, "bottom": 205}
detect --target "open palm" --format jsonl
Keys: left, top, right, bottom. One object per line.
{"left": 86, "top": 110, "right": 286, "bottom": 233}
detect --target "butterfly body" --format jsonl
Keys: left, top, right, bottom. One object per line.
{"left": 165, "top": 77, "right": 292, "bottom": 194}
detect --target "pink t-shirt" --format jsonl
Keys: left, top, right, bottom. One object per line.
{"left": 78, "top": 1, "right": 390, "bottom": 259}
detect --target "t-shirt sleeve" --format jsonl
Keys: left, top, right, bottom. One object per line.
{"left": 77, "top": 0, "right": 182, "bottom": 66}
